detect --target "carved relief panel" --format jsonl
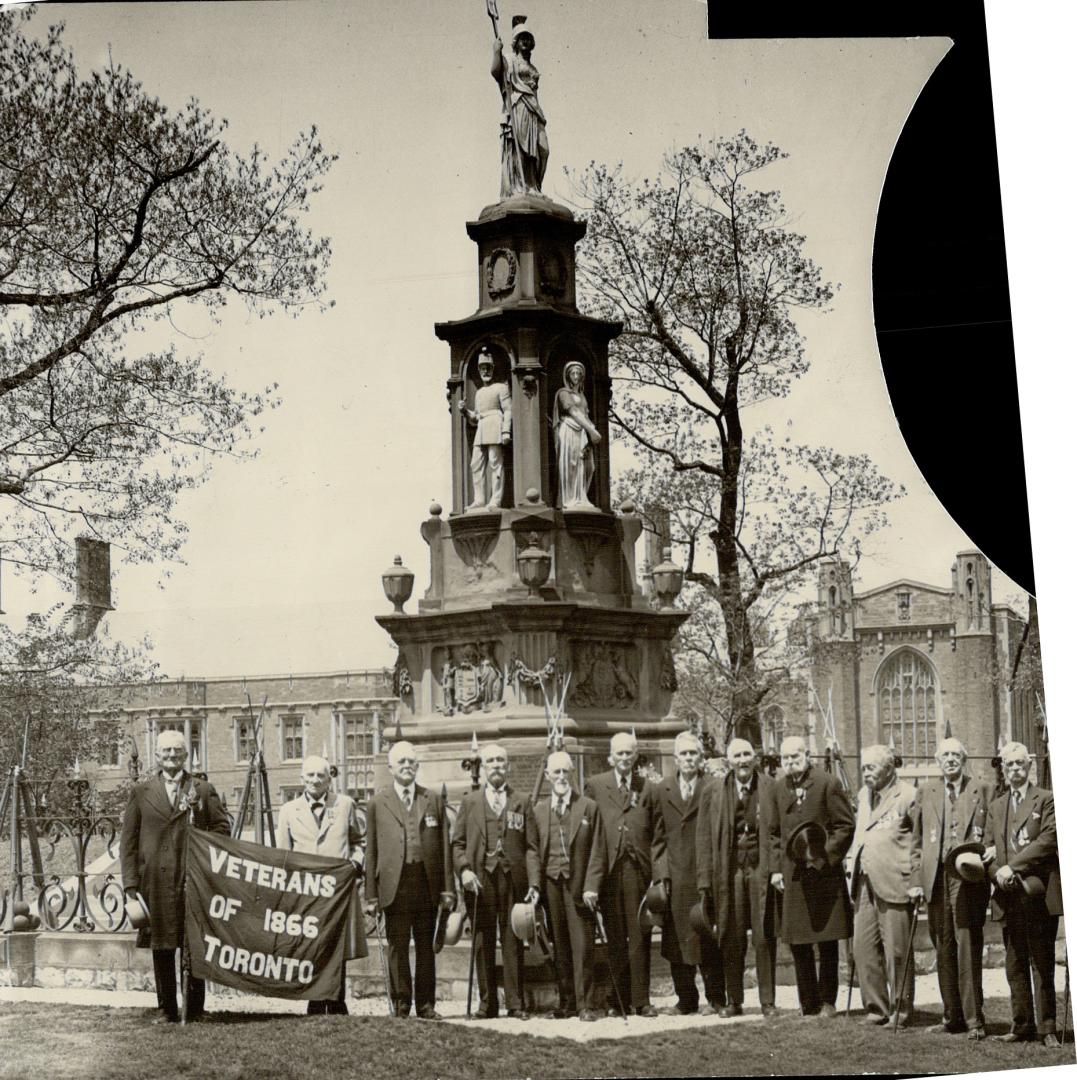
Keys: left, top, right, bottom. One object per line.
{"left": 433, "top": 641, "right": 505, "bottom": 715}
{"left": 570, "top": 641, "right": 639, "bottom": 709}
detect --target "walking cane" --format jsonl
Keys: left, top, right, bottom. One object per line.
{"left": 373, "top": 911, "right": 393, "bottom": 1017}
{"left": 845, "top": 943, "right": 856, "bottom": 1018}
{"left": 1061, "top": 954, "right": 1070, "bottom": 1046}
{"left": 465, "top": 886, "right": 480, "bottom": 1018}
{"left": 595, "top": 910, "right": 629, "bottom": 1025}
{"left": 892, "top": 895, "right": 923, "bottom": 1032}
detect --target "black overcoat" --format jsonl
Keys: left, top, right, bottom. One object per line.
{"left": 764, "top": 765, "right": 854, "bottom": 945}
{"left": 451, "top": 784, "right": 541, "bottom": 897}
{"left": 120, "top": 771, "right": 230, "bottom": 950}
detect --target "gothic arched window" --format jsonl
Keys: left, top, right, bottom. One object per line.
{"left": 761, "top": 705, "right": 785, "bottom": 753}
{"left": 877, "top": 649, "right": 939, "bottom": 759}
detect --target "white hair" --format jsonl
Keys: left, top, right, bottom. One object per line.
{"left": 546, "top": 750, "right": 573, "bottom": 773}
{"left": 301, "top": 755, "right": 330, "bottom": 776}
{"left": 862, "top": 744, "right": 896, "bottom": 769}
{"left": 1000, "top": 741, "right": 1030, "bottom": 764}
{"left": 935, "top": 737, "right": 967, "bottom": 763}
{"left": 388, "top": 741, "right": 418, "bottom": 766}
{"left": 481, "top": 743, "right": 508, "bottom": 763}
{"left": 674, "top": 731, "right": 703, "bottom": 754}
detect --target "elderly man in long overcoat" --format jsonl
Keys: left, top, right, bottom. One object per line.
{"left": 918, "top": 736, "right": 992, "bottom": 1039}
{"left": 698, "top": 737, "right": 778, "bottom": 1017}
{"left": 651, "top": 731, "right": 726, "bottom": 1015}
{"left": 277, "top": 754, "right": 368, "bottom": 1015}
{"left": 121, "top": 729, "right": 230, "bottom": 1023}
{"left": 585, "top": 731, "right": 661, "bottom": 1017}
{"left": 984, "top": 741, "right": 1064, "bottom": 1048}
{"left": 363, "top": 740, "right": 450, "bottom": 1020}
{"left": 765, "top": 735, "right": 855, "bottom": 1017}
{"left": 849, "top": 744, "right": 922, "bottom": 1027}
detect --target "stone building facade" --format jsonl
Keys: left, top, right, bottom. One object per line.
{"left": 754, "top": 549, "right": 1042, "bottom": 785}
{"left": 93, "top": 669, "right": 399, "bottom": 812}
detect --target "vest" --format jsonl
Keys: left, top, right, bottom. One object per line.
{"left": 484, "top": 798, "right": 511, "bottom": 875}
{"left": 546, "top": 802, "right": 570, "bottom": 881}
{"left": 403, "top": 794, "right": 423, "bottom": 864}
{"left": 733, "top": 783, "right": 759, "bottom": 869}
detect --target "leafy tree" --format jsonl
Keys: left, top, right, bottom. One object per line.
{"left": 574, "top": 134, "right": 902, "bottom": 744}
{"left": 0, "top": 8, "right": 335, "bottom": 588}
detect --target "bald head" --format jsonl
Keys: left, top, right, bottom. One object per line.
{"left": 387, "top": 740, "right": 419, "bottom": 785}
{"left": 727, "top": 738, "right": 757, "bottom": 782}
{"left": 301, "top": 755, "right": 331, "bottom": 799}
{"left": 935, "top": 737, "right": 967, "bottom": 781}
{"left": 673, "top": 731, "right": 703, "bottom": 779}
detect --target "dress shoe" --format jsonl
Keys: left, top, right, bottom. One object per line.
{"left": 761, "top": 1005, "right": 780, "bottom": 1018}
{"left": 506, "top": 1009, "right": 530, "bottom": 1021}
{"left": 394, "top": 1005, "right": 411, "bottom": 1018}
{"left": 659, "top": 1004, "right": 695, "bottom": 1016}
{"left": 606, "top": 1007, "right": 622, "bottom": 1019}
{"left": 719, "top": 1004, "right": 744, "bottom": 1018}
{"left": 578, "top": 1009, "right": 602, "bottom": 1022}
{"left": 467, "top": 1011, "right": 494, "bottom": 1021}
{"left": 637, "top": 1005, "right": 658, "bottom": 1018}
{"left": 860, "top": 1012, "right": 889, "bottom": 1027}
{"left": 818, "top": 1003, "right": 837, "bottom": 1018}
{"left": 699, "top": 1003, "right": 718, "bottom": 1016}
{"left": 1044, "top": 1034, "right": 1062, "bottom": 1049}
{"left": 543, "top": 1008, "right": 567, "bottom": 1020}
{"left": 927, "top": 1022, "right": 967, "bottom": 1035}
{"left": 967, "top": 1026, "right": 986, "bottom": 1041}
{"left": 417, "top": 1007, "right": 442, "bottom": 1021}
{"left": 992, "top": 1032, "right": 1036, "bottom": 1043}
{"left": 148, "top": 1012, "right": 179, "bottom": 1025}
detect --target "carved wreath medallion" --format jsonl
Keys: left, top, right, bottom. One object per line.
{"left": 486, "top": 248, "right": 518, "bottom": 300}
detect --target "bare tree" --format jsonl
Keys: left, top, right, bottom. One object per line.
{"left": 575, "top": 133, "right": 902, "bottom": 741}
{"left": 0, "top": 9, "right": 336, "bottom": 587}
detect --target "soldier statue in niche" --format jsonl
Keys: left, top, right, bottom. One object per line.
{"left": 458, "top": 347, "right": 512, "bottom": 511}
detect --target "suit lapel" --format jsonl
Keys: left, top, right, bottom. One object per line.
{"left": 168, "top": 773, "right": 193, "bottom": 820}
{"left": 382, "top": 786, "right": 405, "bottom": 828}
{"left": 535, "top": 798, "right": 551, "bottom": 863}
{"left": 869, "top": 781, "right": 900, "bottom": 827}
{"left": 1011, "top": 787, "right": 1037, "bottom": 837}
{"left": 567, "top": 794, "right": 586, "bottom": 846}
{"left": 955, "top": 778, "right": 978, "bottom": 838}
{"left": 148, "top": 775, "right": 173, "bottom": 819}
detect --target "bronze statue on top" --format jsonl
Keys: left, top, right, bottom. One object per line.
{"left": 489, "top": 9, "right": 548, "bottom": 197}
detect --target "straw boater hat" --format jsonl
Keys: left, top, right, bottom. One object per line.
{"left": 786, "top": 820, "right": 828, "bottom": 867}
{"left": 944, "top": 841, "right": 987, "bottom": 883}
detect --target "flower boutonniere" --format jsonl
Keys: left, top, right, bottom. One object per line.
{"left": 629, "top": 790, "right": 639, "bottom": 809}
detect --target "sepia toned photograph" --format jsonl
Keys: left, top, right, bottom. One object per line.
{"left": 0, "top": 2, "right": 1070, "bottom": 1078}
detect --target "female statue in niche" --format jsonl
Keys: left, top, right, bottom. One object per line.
{"left": 490, "top": 16, "right": 548, "bottom": 197}
{"left": 553, "top": 361, "right": 602, "bottom": 508}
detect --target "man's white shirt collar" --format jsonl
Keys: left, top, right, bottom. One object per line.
{"left": 486, "top": 785, "right": 507, "bottom": 811}
{"left": 394, "top": 781, "right": 416, "bottom": 803}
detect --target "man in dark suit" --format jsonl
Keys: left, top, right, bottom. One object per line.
{"left": 765, "top": 735, "right": 855, "bottom": 1017}
{"left": 984, "top": 741, "right": 1063, "bottom": 1048}
{"left": 363, "top": 740, "right": 450, "bottom": 1020}
{"left": 120, "top": 730, "right": 230, "bottom": 1023}
{"left": 697, "top": 737, "right": 778, "bottom": 1017}
{"left": 918, "top": 737, "right": 992, "bottom": 1039}
{"left": 651, "top": 731, "right": 726, "bottom": 1015}
{"left": 534, "top": 750, "right": 606, "bottom": 1021}
{"left": 451, "top": 743, "right": 540, "bottom": 1019}
{"left": 585, "top": 731, "right": 660, "bottom": 1017}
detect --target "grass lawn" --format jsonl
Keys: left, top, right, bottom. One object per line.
{"left": 0, "top": 997, "right": 1072, "bottom": 1080}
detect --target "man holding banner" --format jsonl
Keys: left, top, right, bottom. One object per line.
{"left": 277, "top": 755, "right": 368, "bottom": 1015}
{"left": 121, "top": 730, "right": 230, "bottom": 1023}
{"left": 363, "top": 740, "right": 450, "bottom": 1020}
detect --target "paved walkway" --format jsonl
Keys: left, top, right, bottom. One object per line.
{"left": 0, "top": 968, "right": 1034, "bottom": 1044}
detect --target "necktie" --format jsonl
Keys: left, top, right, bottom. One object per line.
{"left": 1012, "top": 789, "right": 1022, "bottom": 813}
{"left": 738, "top": 784, "right": 748, "bottom": 805}
{"left": 166, "top": 779, "right": 178, "bottom": 807}
{"left": 311, "top": 800, "right": 324, "bottom": 825}
{"left": 403, "top": 788, "right": 413, "bottom": 811}
{"left": 556, "top": 798, "right": 566, "bottom": 818}
{"left": 492, "top": 790, "right": 505, "bottom": 816}
{"left": 947, "top": 783, "right": 957, "bottom": 809}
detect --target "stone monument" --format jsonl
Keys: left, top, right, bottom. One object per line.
{"left": 376, "top": 14, "right": 688, "bottom": 795}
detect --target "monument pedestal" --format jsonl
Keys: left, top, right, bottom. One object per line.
{"left": 378, "top": 194, "right": 687, "bottom": 790}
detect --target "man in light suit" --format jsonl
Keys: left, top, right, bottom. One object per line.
{"left": 984, "top": 741, "right": 1064, "bottom": 1048}
{"left": 918, "top": 737, "right": 992, "bottom": 1039}
{"left": 277, "top": 755, "right": 367, "bottom": 1015}
{"left": 534, "top": 750, "right": 606, "bottom": 1021}
{"left": 451, "top": 743, "right": 541, "bottom": 1019}
{"left": 363, "top": 740, "right": 450, "bottom": 1020}
{"left": 585, "top": 731, "right": 661, "bottom": 1017}
{"left": 120, "top": 730, "right": 230, "bottom": 1023}
{"left": 849, "top": 744, "right": 922, "bottom": 1027}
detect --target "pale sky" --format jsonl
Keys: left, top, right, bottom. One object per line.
{"left": 5, "top": 1, "right": 1027, "bottom": 676}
